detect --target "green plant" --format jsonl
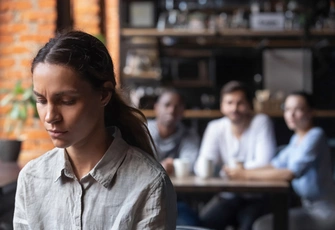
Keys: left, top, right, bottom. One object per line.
{"left": 0, "top": 81, "right": 38, "bottom": 139}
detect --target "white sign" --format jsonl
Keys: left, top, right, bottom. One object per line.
{"left": 250, "top": 13, "right": 285, "bottom": 30}
{"left": 130, "top": 2, "right": 154, "bottom": 27}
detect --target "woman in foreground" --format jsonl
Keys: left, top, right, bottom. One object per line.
{"left": 225, "top": 91, "right": 335, "bottom": 230}
{"left": 14, "top": 31, "right": 176, "bottom": 229}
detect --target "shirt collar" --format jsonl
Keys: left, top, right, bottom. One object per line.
{"left": 53, "top": 127, "right": 129, "bottom": 188}
{"left": 53, "top": 148, "right": 73, "bottom": 182}
{"left": 89, "top": 127, "right": 129, "bottom": 188}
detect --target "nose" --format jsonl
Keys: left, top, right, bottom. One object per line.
{"left": 45, "top": 104, "right": 61, "bottom": 124}
{"left": 232, "top": 103, "right": 238, "bottom": 112}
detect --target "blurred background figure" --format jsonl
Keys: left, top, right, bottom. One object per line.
{"left": 147, "top": 87, "right": 201, "bottom": 226}
{"left": 148, "top": 88, "right": 200, "bottom": 174}
{"left": 226, "top": 91, "right": 335, "bottom": 230}
{"left": 195, "top": 81, "right": 276, "bottom": 230}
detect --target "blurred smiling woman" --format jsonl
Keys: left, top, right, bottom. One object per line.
{"left": 13, "top": 31, "right": 176, "bottom": 230}
{"left": 225, "top": 91, "right": 335, "bottom": 230}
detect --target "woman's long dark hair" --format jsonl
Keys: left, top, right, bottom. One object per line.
{"left": 31, "top": 31, "right": 155, "bottom": 157}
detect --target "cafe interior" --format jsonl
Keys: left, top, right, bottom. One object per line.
{"left": 1, "top": 0, "right": 335, "bottom": 229}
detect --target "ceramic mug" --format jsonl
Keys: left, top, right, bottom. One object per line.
{"left": 197, "top": 158, "right": 214, "bottom": 179}
{"left": 173, "top": 158, "right": 190, "bottom": 178}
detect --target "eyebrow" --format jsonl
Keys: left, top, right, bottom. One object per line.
{"left": 33, "top": 90, "right": 80, "bottom": 97}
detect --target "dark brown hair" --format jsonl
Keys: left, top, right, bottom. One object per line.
{"left": 31, "top": 31, "right": 155, "bottom": 157}
{"left": 156, "top": 87, "right": 185, "bottom": 105}
{"left": 220, "top": 80, "right": 254, "bottom": 109}
{"left": 287, "top": 91, "right": 314, "bottom": 109}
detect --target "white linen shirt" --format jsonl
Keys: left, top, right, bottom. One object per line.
{"left": 195, "top": 114, "right": 276, "bottom": 175}
{"left": 14, "top": 127, "right": 177, "bottom": 230}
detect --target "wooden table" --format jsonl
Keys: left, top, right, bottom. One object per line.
{"left": 171, "top": 176, "right": 290, "bottom": 230}
{"left": 0, "top": 161, "right": 20, "bottom": 195}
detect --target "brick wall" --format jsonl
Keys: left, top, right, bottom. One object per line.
{"left": 72, "top": 0, "right": 101, "bottom": 35}
{"left": 72, "top": 0, "right": 120, "bottom": 83}
{"left": 105, "top": 0, "right": 120, "bottom": 84}
{"left": 0, "top": 0, "right": 56, "bottom": 165}
{"left": 0, "top": 0, "right": 120, "bottom": 165}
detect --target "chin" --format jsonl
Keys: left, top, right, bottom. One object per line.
{"left": 226, "top": 113, "right": 242, "bottom": 121}
{"left": 51, "top": 139, "right": 71, "bottom": 149}
{"left": 162, "top": 120, "right": 175, "bottom": 127}
{"left": 287, "top": 125, "right": 297, "bottom": 131}
{"left": 230, "top": 117, "right": 244, "bottom": 124}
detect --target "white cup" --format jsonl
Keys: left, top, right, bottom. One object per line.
{"left": 197, "top": 158, "right": 214, "bottom": 179}
{"left": 173, "top": 158, "right": 190, "bottom": 178}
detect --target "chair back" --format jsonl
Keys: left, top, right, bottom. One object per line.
{"left": 327, "top": 138, "right": 335, "bottom": 181}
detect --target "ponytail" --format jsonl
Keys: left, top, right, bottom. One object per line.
{"left": 105, "top": 90, "right": 156, "bottom": 158}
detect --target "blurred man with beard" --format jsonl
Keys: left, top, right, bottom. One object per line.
{"left": 147, "top": 88, "right": 201, "bottom": 226}
{"left": 194, "top": 81, "right": 276, "bottom": 230}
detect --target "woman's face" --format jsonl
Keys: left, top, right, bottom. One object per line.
{"left": 33, "top": 63, "right": 105, "bottom": 149}
{"left": 284, "top": 95, "right": 312, "bottom": 131}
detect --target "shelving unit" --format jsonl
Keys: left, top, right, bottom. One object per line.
{"left": 119, "top": 0, "right": 335, "bottom": 118}
{"left": 141, "top": 109, "right": 335, "bottom": 119}
{"left": 121, "top": 28, "right": 216, "bottom": 37}
{"left": 121, "top": 28, "right": 335, "bottom": 38}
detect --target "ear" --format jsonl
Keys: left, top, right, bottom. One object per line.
{"left": 220, "top": 100, "right": 225, "bottom": 115}
{"left": 101, "top": 81, "right": 114, "bottom": 106}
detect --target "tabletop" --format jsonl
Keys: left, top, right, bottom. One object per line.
{"left": 171, "top": 176, "right": 290, "bottom": 230}
{"left": 171, "top": 176, "right": 290, "bottom": 193}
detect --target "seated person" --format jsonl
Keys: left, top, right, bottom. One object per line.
{"left": 148, "top": 88, "right": 200, "bottom": 174}
{"left": 225, "top": 91, "right": 335, "bottom": 230}
{"left": 147, "top": 88, "right": 200, "bottom": 226}
{"left": 194, "top": 81, "right": 276, "bottom": 230}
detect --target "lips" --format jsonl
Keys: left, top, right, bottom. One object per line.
{"left": 47, "top": 130, "right": 67, "bottom": 138}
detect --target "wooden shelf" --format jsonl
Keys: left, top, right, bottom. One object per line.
{"left": 141, "top": 109, "right": 222, "bottom": 119}
{"left": 122, "top": 28, "right": 335, "bottom": 38}
{"left": 141, "top": 109, "right": 335, "bottom": 119}
{"left": 218, "top": 29, "right": 304, "bottom": 37}
{"left": 170, "top": 80, "right": 213, "bottom": 87}
{"left": 123, "top": 73, "right": 161, "bottom": 80}
{"left": 219, "top": 29, "right": 335, "bottom": 37}
{"left": 310, "top": 29, "right": 335, "bottom": 36}
{"left": 121, "top": 28, "right": 216, "bottom": 37}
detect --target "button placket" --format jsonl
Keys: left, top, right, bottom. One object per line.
{"left": 74, "top": 182, "right": 83, "bottom": 229}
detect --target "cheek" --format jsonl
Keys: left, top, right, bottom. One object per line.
{"left": 298, "top": 114, "right": 309, "bottom": 124}
{"left": 284, "top": 111, "right": 290, "bottom": 118}
{"left": 63, "top": 106, "right": 96, "bottom": 132}
{"left": 283, "top": 114, "right": 289, "bottom": 122}
{"left": 70, "top": 103, "right": 96, "bottom": 122}
{"left": 220, "top": 103, "right": 227, "bottom": 114}
{"left": 238, "top": 104, "right": 248, "bottom": 111}
{"left": 293, "top": 111, "right": 303, "bottom": 120}
{"left": 36, "top": 105, "right": 46, "bottom": 121}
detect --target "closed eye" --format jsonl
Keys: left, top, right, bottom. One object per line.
{"left": 35, "top": 98, "right": 47, "bottom": 104}
{"left": 62, "top": 100, "right": 75, "bottom": 105}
